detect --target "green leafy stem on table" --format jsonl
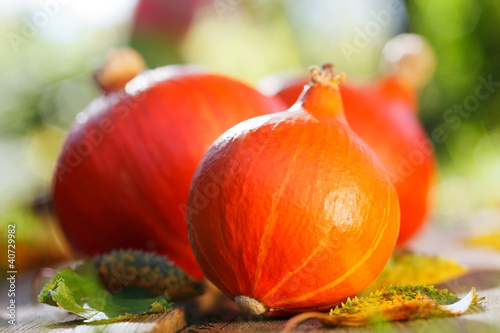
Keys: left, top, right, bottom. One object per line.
{"left": 38, "top": 250, "right": 204, "bottom": 323}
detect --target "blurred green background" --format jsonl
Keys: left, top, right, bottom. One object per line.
{"left": 1, "top": 0, "right": 500, "bottom": 270}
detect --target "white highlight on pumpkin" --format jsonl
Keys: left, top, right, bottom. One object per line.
{"left": 125, "top": 65, "right": 205, "bottom": 96}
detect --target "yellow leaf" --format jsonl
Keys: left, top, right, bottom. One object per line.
{"left": 467, "top": 230, "right": 500, "bottom": 250}
{"left": 283, "top": 285, "right": 482, "bottom": 331}
{"left": 367, "top": 253, "right": 467, "bottom": 292}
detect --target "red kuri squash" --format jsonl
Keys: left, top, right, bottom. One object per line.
{"left": 52, "top": 48, "right": 285, "bottom": 279}
{"left": 259, "top": 34, "right": 436, "bottom": 244}
{"left": 187, "top": 64, "right": 400, "bottom": 314}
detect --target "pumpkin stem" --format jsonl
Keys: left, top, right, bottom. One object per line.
{"left": 382, "top": 34, "right": 436, "bottom": 90}
{"left": 308, "top": 63, "right": 345, "bottom": 90}
{"left": 94, "top": 47, "right": 147, "bottom": 94}
{"left": 300, "top": 63, "right": 346, "bottom": 119}
{"left": 235, "top": 295, "right": 267, "bottom": 315}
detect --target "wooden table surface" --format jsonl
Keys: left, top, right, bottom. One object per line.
{"left": 2, "top": 217, "right": 500, "bottom": 332}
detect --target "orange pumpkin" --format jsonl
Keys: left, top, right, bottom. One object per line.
{"left": 259, "top": 35, "right": 436, "bottom": 244}
{"left": 187, "top": 64, "right": 400, "bottom": 315}
{"left": 52, "top": 49, "right": 285, "bottom": 279}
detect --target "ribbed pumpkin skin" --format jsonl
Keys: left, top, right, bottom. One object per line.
{"left": 268, "top": 76, "right": 435, "bottom": 245}
{"left": 53, "top": 68, "right": 285, "bottom": 279}
{"left": 187, "top": 80, "right": 400, "bottom": 314}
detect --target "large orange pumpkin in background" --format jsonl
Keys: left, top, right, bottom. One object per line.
{"left": 259, "top": 34, "right": 436, "bottom": 245}
{"left": 187, "top": 64, "right": 400, "bottom": 315}
{"left": 52, "top": 49, "right": 285, "bottom": 279}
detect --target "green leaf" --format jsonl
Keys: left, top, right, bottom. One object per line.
{"left": 38, "top": 252, "right": 187, "bottom": 323}
{"left": 367, "top": 253, "right": 467, "bottom": 292}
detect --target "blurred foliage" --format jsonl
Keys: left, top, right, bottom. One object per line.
{"left": 130, "top": 36, "right": 183, "bottom": 67}
{"left": 0, "top": 9, "right": 130, "bottom": 211}
{"left": 181, "top": 1, "right": 302, "bottom": 83}
{"left": 282, "top": 0, "right": 407, "bottom": 81}
{"left": 409, "top": 0, "right": 497, "bottom": 135}
{"left": 0, "top": 205, "right": 73, "bottom": 276}
{"left": 406, "top": 0, "right": 500, "bottom": 218}
{"left": 0, "top": 29, "right": 122, "bottom": 135}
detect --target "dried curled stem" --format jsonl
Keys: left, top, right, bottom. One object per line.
{"left": 282, "top": 312, "right": 330, "bottom": 333}
{"left": 308, "top": 63, "right": 345, "bottom": 88}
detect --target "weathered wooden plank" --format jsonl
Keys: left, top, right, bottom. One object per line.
{"left": 1, "top": 304, "right": 186, "bottom": 333}
{"left": 179, "top": 296, "right": 240, "bottom": 332}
